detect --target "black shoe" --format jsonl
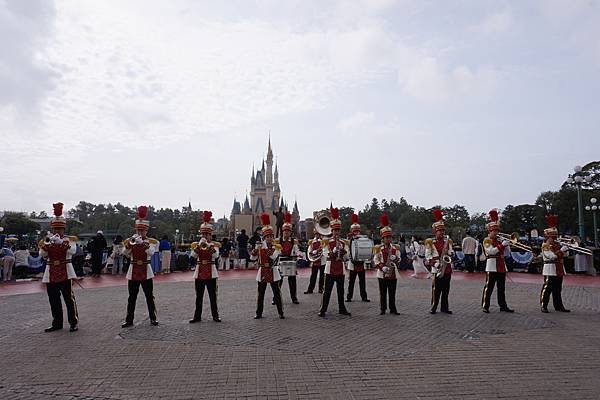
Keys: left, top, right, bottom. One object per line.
{"left": 430, "top": 310, "right": 436, "bottom": 314}
{"left": 362, "top": 299, "right": 371, "bottom": 302}
{"left": 150, "top": 320, "right": 159, "bottom": 326}
{"left": 213, "top": 317, "right": 222, "bottom": 322}
{"left": 69, "top": 325, "right": 78, "bottom": 332}
{"left": 380, "top": 310, "right": 386, "bottom": 315}
{"left": 339, "top": 310, "right": 351, "bottom": 316}
{"left": 304, "top": 291, "right": 313, "bottom": 294}
{"left": 279, "top": 314, "right": 285, "bottom": 319}
{"left": 254, "top": 315, "right": 262, "bottom": 319}
{"left": 189, "top": 318, "right": 201, "bottom": 323}
{"left": 318, "top": 290, "right": 323, "bottom": 294}
{"left": 318, "top": 312, "right": 325, "bottom": 317}
{"left": 541, "top": 307, "right": 549, "bottom": 313}
{"left": 44, "top": 326, "right": 62, "bottom": 332}
{"left": 557, "top": 308, "right": 571, "bottom": 313}
{"left": 345, "top": 299, "right": 352, "bottom": 302}
{"left": 442, "top": 310, "right": 453, "bottom": 314}
{"left": 271, "top": 300, "right": 275, "bottom": 305}
{"left": 292, "top": 300, "right": 299, "bottom": 304}
{"left": 500, "top": 307, "right": 515, "bottom": 313}
{"left": 390, "top": 311, "right": 400, "bottom": 315}
{"left": 121, "top": 321, "right": 133, "bottom": 328}
{"left": 482, "top": 308, "right": 490, "bottom": 313}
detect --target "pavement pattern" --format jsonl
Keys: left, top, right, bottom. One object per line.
{"left": 1, "top": 272, "right": 599, "bottom": 399}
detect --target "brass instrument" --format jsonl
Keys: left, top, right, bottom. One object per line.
{"left": 557, "top": 236, "right": 593, "bottom": 256}
{"left": 436, "top": 235, "right": 451, "bottom": 278}
{"left": 382, "top": 246, "right": 398, "bottom": 278}
{"left": 199, "top": 238, "right": 210, "bottom": 250}
{"left": 497, "top": 232, "right": 532, "bottom": 253}
{"left": 314, "top": 211, "right": 332, "bottom": 237}
{"left": 306, "top": 239, "right": 323, "bottom": 262}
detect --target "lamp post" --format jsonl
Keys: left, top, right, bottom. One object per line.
{"left": 585, "top": 198, "right": 598, "bottom": 247}
{"left": 566, "top": 165, "right": 593, "bottom": 240}
{"left": 175, "top": 229, "right": 179, "bottom": 251}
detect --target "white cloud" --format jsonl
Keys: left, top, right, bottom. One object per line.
{"left": 475, "top": 10, "right": 513, "bottom": 35}
{"left": 337, "top": 111, "right": 375, "bottom": 133}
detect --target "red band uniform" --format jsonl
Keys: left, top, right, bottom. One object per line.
{"left": 318, "top": 208, "right": 351, "bottom": 317}
{"left": 189, "top": 211, "right": 221, "bottom": 323}
{"left": 39, "top": 202, "right": 79, "bottom": 332}
{"left": 121, "top": 206, "right": 159, "bottom": 327}
{"left": 346, "top": 214, "right": 370, "bottom": 302}
{"left": 304, "top": 233, "right": 325, "bottom": 294}
{"left": 373, "top": 214, "right": 401, "bottom": 314}
{"left": 425, "top": 210, "right": 454, "bottom": 314}
{"left": 540, "top": 215, "right": 570, "bottom": 313}
{"left": 481, "top": 209, "right": 514, "bottom": 313}
{"left": 251, "top": 214, "right": 284, "bottom": 319}
{"left": 275, "top": 212, "right": 300, "bottom": 304}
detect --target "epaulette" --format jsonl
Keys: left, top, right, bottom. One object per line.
{"left": 211, "top": 241, "right": 221, "bottom": 248}
{"left": 448, "top": 238, "right": 454, "bottom": 246}
{"left": 342, "top": 239, "right": 350, "bottom": 246}
{"left": 274, "top": 243, "right": 282, "bottom": 251}
{"left": 393, "top": 244, "right": 401, "bottom": 251}
{"left": 373, "top": 244, "right": 381, "bottom": 253}
{"left": 148, "top": 238, "right": 159, "bottom": 245}
{"left": 68, "top": 235, "right": 78, "bottom": 241}
{"left": 274, "top": 239, "right": 281, "bottom": 245}
{"left": 190, "top": 242, "right": 199, "bottom": 250}
{"left": 541, "top": 243, "right": 551, "bottom": 251}
{"left": 294, "top": 239, "right": 299, "bottom": 245}
{"left": 424, "top": 238, "right": 433, "bottom": 247}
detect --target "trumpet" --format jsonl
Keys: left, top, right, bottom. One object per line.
{"left": 497, "top": 232, "right": 532, "bottom": 253}
{"left": 129, "top": 234, "right": 139, "bottom": 246}
{"left": 557, "top": 236, "right": 593, "bottom": 256}
{"left": 199, "top": 238, "right": 210, "bottom": 250}
{"left": 44, "top": 233, "right": 59, "bottom": 246}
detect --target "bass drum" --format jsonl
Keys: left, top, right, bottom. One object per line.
{"left": 350, "top": 236, "right": 374, "bottom": 262}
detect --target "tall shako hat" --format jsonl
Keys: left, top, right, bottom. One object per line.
{"left": 282, "top": 212, "right": 293, "bottom": 232}
{"left": 200, "top": 211, "right": 213, "bottom": 234}
{"left": 261, "top": 213, "right": 274, "bottom": 236}
{"left": 50, "top": 202, "right": 67, "bottom": 229}
{"left": 486, "top": 209, "right": 500, "bottom": 232}
{"left": 350, "top": 213, "right": 361, "bottom": 234}
{"left": 134, "top": 206, "right": 150, "bottom": 230}
{"left": 544, "top": 215, "right": 558, "bottom": 237}
{"left": 379, "top": 213, "right": 392, "bottom": 238}
{"left": 330, "top": 207, "right": 341, "bottom": 230}
{"left": 432, "top": 209, "right": 445, "bottom": 233}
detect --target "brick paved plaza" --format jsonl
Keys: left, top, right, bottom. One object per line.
{"left": 1, "top": 273, "right": 600, "bottom": 399}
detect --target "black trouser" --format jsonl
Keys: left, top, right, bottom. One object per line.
{"left": 431, "top": 274, "right": 451, "bottom": 312}
{"left": 277, "top": 276, "right": 298, "bottom": 302}
{"left": 540, "top": 276, "right": 566, "bottom": 310}
{"left": 126, "top": 279, "right": 157, "bottom": 323}
{"left": 194, "top": 278, "right": 219, "bottom": 319}
{"left": 464, "top": 254, "right": 475, "bottom": 273}
{"left": 306, "top": 265, "right": 325, "bottom": 293}
{"left": 46, "top": 280, "right": 78, "bottom": 328}
{"left": 91, "top": 253, "right": 103, "bottom": 275}
{"left": 482, "top": 272, "right": 508, "bottom": 310}
{"left": 319, "top": 274, "right": 349, "bottom": 314}
{"left": 378, "top": 278, "right": 397, "bottom": 312}
{"left": 257, "top": 281, "right": 283, "bottom": 317}
{"left": 347, "top": 270, "right": 368, "bottom": 301}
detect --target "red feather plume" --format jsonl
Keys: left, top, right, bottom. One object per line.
{"left": 137, "top": 206, "right": 148, "bottom": 219}
{"left": 351, "top": 213, "right": 359, "bottom": 224}
{"left": 432, "top": 209, "right": 443, "bottom": 222}
{"left": 380, "top": 213, "right": 390, "bottom": 227}
{"left": 52, "top": 202, "right": 64, "bottom": 217}
{"left": 488, "top": 209, "right": 499, "bottom": 222}
{"left": 260, "top": 213, "right": 271, "bottom": 226}
{"left": 330, "top": 207, "right": 340, "bottom": 220}
{"left": 545, "top": 214, "right": 557, "bottom": 228}
{"left": 203, "top": 211, "right": 212, "bottom": 223}
{"left": 284, "top": 212, "right": 292, "bottom": 224}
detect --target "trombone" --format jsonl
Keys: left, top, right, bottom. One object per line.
{"left": 558, "top": 236, "right": 593, "bottom": 256}
{"left": 496, "top": 232, "right": 533, "bottom": 253}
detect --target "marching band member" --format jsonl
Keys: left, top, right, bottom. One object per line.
{"left": 318, "top": 208, "right": 351, "bottom": 317}
{"left": 425, "top": 209, "right": 454, "bottom": 314}
{"left": 481, "top": 209, "right": 514, "bottom": 313}
{"left": 276, "top": 212, "right": 300, "bottom": 304}
{"left": 189, "top": 211, "right": 221, "bottom": 323}
{"left": 304, "top": 231, "right": 325, "bottom": 294}
{"left": 121, "top": 206, "right": 160, "bottom": 327}
{"left": 540, "top": 215, "right": 570, "bottom": 313}
{"left": 346, "top": 213, "right": 370, "bottom": 303}
{"left": 39, "top": 202, "right": 79, "bottom": 332}
{"left": 252, "top": 213, "right": 285, "bottom": 319}
{"left": 373, "top": 214, "right": 401, "bottom": 315}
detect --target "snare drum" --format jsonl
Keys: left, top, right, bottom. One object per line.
{"left": 278, "top": 260, "right": 297, "bottom": 277}
{"left": 351, "top": 236, "right": 374, "bottom": 262}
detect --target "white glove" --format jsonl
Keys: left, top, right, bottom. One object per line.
{"left": 560, "top": 246, "right": 569, "bottom": 253}
{"left": 502, "top": 240, "right": 510, "bottom": 247}
{"left": 135, "top": 237, "right": 143, "bottom": 244}
{"left": 434, "top": 261, "right": 440, "bottom": 268}
{"left": 382, "top": 266, "right": 390, "bottom": 273}
{"left": 52, "top": 236, "right": 63, "bottom": 244}
{"left": 390, "top": 254, "right": 397, "bottom": 261}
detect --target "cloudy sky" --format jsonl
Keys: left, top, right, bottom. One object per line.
{"left": 1, "top": 0, "right": 599, "bottom": 219}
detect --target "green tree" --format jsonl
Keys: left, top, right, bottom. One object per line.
{"left": 0, "top": 213, "right": 40, "bottom": 235}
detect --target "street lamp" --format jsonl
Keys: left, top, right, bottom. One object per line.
{"left": 175, "top": 229, "right": 179, "bottom": 251}
{"left": 585, "top": 198, "right": 598, "bottom": 247}
{"left": 566, "top": 165, "right": 593, "bottom": 240}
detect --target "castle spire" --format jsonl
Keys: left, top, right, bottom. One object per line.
{"left": 267, "top": 133, "right": 273, "bottom": 161}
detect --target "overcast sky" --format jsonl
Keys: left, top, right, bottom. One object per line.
{"left": 1, "top": 0, "right": 599, "bottom": 219}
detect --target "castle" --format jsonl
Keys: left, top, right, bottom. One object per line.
{"left": 230, "top": 138, "right": 300, "bottom": 235}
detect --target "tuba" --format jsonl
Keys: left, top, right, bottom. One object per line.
{"left": 306, "top": 239, "right": 323, "bottom": 262}
{"left": 314, "top": 211, "right": 332, "bottom": 237}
